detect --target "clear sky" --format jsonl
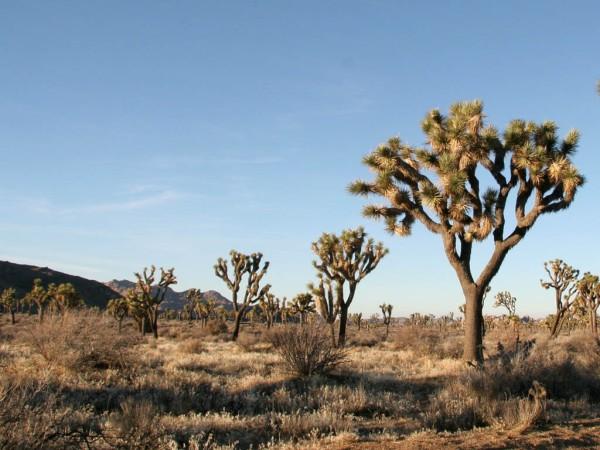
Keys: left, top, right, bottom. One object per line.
{"left": 1, "top": 1, "right": 598, "bottom": 317}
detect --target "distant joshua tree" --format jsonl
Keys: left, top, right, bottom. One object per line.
{"left": 25, "top": 278, "right": 50, "bottom": 323}
{"left": 47, "top": 282, "right": 83, "bottom": 316}
{"left": 107, "top": 297, "right": 129, "bottom": 333}
{"left": 380, "top": 303, "right": 393, "bottom": 339}
{"left": 312, "top": 227, "right": 387, "bottom": 346}
{"left": 0, "top": 288, "right": 18, "bottom": 324}
{"left": 493, "top": 291, "right": 517, "bottom": 317}
{"left": 541, "top": 259, "right": 580, "bottom": 338}
{"left": 289, "top": 293, "right": 315, "bottom": 326}
{"left": 576, "top": 273, "right": 600, "bottom": 339}
{"left": 259, "top": 292, "right": 280, "bottom": 329}
{"left": 351, "top": 312, "right": 363, "bottom": 330}
{"left": 350, "top": 101, "right": 584, "bottom": 363}
{"left": 214, "top": 251, "right": 271, "bottom": 341}
{"left": 310, "top": 277, "right": 340, "bottom": 344}
{"left": 131, "top": 266, "right": 177, "bottom": 339}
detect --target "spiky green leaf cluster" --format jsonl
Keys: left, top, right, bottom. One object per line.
{"left": 349, "top": 100, "right": 585, "bottom": 244}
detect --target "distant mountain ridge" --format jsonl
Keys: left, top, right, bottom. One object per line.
{"left": 0, "top": 260, "right": 120, "bottom": 309}
{"left": 105, "top": 279, "right": 231, "bottom": 310}
{"left": 0, "top": 261, "right": 231, "bottom": 311}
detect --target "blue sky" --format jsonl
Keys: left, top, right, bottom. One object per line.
{"left": 1, "top": 1, "right": 598, "bottom": 317}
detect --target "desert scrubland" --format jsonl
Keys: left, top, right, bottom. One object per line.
{"left": 1, "top": 310, "right": 600, "bottom": 449}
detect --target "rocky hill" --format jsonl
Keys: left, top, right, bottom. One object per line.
{"left": 0, "top": 260, "right": 120, "bottom": 309}
{"left": 105, "top": 279, "right": 231, "bottom": 310}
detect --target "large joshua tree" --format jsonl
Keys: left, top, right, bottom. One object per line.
{"left": 312, "top": 227, "right": 388, "bottom": 346}
{"left": 349, "top": 100, "right": 584, "bottom": 363}
{"left": 541, "top": 259, "right": 580, "bottom": 338}
{"left": 214, "top": 250, "right": 271, "bottom": 341}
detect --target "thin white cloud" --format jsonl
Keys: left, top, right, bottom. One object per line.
{"left": 67, "top": 190, "right": 181, "bottom": 214}
{"left": 9, "top": 189, "right": 183, "bottom": 216}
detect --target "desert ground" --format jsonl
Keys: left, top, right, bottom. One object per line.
{"left": 1, "top": 311, "right": 599, "bottom": 449}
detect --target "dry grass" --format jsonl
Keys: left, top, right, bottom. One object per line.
{"left": 0, "top": 311, "right": 599, "bottom": 449}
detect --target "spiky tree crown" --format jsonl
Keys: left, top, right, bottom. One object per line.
{"left": 214, "top": 250, "right": 271, "bottom": 310}
{"left": 107, "top": 297, "right": 128, "bottom": 319}
{"left": 290, "top": 293, "right": 315, "bottom": 315}
{"left": 134, "top": 266, "right": 177, "bottom": 307}
{"left": 48, "top": 282, "right": 83, "bottom": 311}
{"left": 349, "top": 100, "right": 584, "bottom": 245}
{"left": 380, "top": 303, "right": 393, "bottom": 317}
{"left": 0, "top": 288, "right": 17, "bottom": 309}
{"left": 312, "top": 227, "right": 388, "bottom": 285}
{"left": 309, "top": 276, "right": 339, "bottom": 323}
{"left": 493, "top": 291, "right": 517, "bottom": 316}
{"left": 26, "top": 278, "right": 49, "bottom": 306}
{"left": 576, "top": 273, "right": 600, "bottom": 308}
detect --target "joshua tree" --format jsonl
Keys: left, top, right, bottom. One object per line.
{"left": 493, "top": 291, "right": 517, "bottom": 317}
{"left": 133, "top": 266, "right": 177, "bottom": 339}
{"left": 185, "top": 288, "right": 214, "bottom": 326}
{"left": 312, "top": 227, "right": 387, "bottom": 346}
{"left": 107, "top": 297, "right": 129, "bottom": 333}
{"left": 185, "top": 289, "right": 202, "bottom": 321}
{"left": 47, "top": 282, "right": 83, "bottom": 316}
{"left": 351, "top": 312, "right": 363, "bottom": 330}
{"left": 279, "top": 297, "right": 289, "bottom": 324}
{"left": 541, "top": 259, "right": 580, "bottom": 338}
{"left": 576, "top": 273, "right": 600, "bottom": 339}
{"left": 259, "top": 292, "right": 280, "bottom": 329}
{"left": 25, "top": 278, "right": 50, "bottom": 323}
{"left": 350, "top": 101, "right": 584, "bottom": 363}
{"left": 310, "top": 277, "right": 340, "bottom": 344}
{"left": 380, "top": 303, "right": 393, "bottom": 339}
{"left": 0, "top": 288, "right": 18, "bottom": 324}
{"left": 124, "top": 289, "right": 149, "bottom": 334}
{"left": 289, "top": 293, "right": 315, "bottom": 326}
{"left": 214, "top": 251, "right": 271, "bottom": 341}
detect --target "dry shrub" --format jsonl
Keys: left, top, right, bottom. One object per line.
{"left": 207, "top": 320, "right": 229, "bottom": 336}
{"left": 103, "top": 398, "right": 167, "bottom": 449}
{"left": 485, "top": 381, "right": 547, "bottom": 432}
{"left": 0, "top": 378, "right": 102, "bottom": 449}
{"left": 23, "top": 310, "right": 140, "bottom": 374}
{"left": 424, "top": 334, "right": 598, "bottom": 433}
{"left": 180, "top": 338, "right": 205, "bottom": 354}
{"left": 470, "top": 334, "right": 600, "bottom": 401}
{"left": 347, "top": 329, "right": 382, "bottom": 347}
{"left": 268, "top": 323, "right": 348, "bottom": 377}
{"left": 394, "top": 325, "right": 462, "bottom": 359}
{"left": 424, "top": 377, "right": 547, "bottom": 433}
{"left": 236, "top": 330, "right": 272, "bottom": 353}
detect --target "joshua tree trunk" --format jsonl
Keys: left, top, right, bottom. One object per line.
{"left": 590, "top": 308, "right": 598, "bottom": 339}
{"left": 338, "top": 304, "right": 349, "bottom": 347}
{"left": 232, "top": 308, "right": 245, "bottom": 341}
{"left": 38, "top": 306, "right": 44, "bottom": 323}
{"left": 118, "top": 317, "right": 123, "bottom": 333}
{"left": 550, "top": 311, "right": 563, "bottom": 338}
{"left": 10, "top": 310, "right": 15, "bottom": 325}
{"left": 385, "top": 322, "right": 390, "bottom": 340}
{"left": 463, "top": 285, "right": 485, "bottom": 364}
{"left": 151, "top": 309, "right": 159, "bottom": 339}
